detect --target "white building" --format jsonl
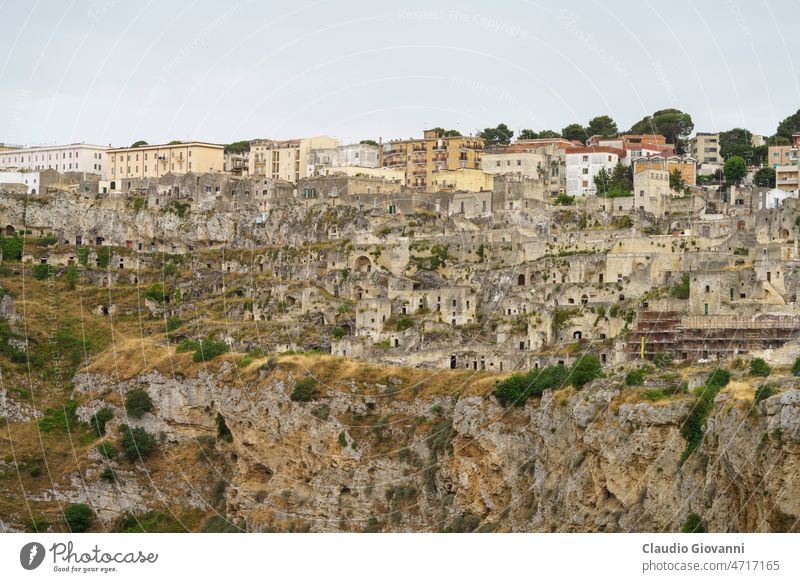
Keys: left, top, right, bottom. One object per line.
{"left": 307, "top": 143, "right": 380, "bottom": 176}
{"left": 250, "top": 136, "right": 338, "bottom": 182}
{"left": 0, "top": 170, "right": 44, "bottom": 194}
{"left": 565, "top": 147, "right": 623, "bottom": 196}
{"left": 0, "top": 143, "right": 108, "bottom": 177}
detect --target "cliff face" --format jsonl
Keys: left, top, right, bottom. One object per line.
{"left": 69, "top": 362, "right": 800, "bottom": 533}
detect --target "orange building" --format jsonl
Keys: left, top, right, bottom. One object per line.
{"left": 381, "top": 129, "right": 484, "bottom": 189}
{"left": 632, "top": 155, "right": 696, "bottom": 186}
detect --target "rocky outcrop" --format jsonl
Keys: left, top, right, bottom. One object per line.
{"left": 70, "top": 368, "right": 799, "bottom": 532}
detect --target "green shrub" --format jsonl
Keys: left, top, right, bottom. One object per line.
{"left": 26, "top": 516, "right": 49, "bottom": 533}
{"left": 679, "top": 368, "right": 730, "bottom": 464}
{"left": 96, "top": 441, "right": 117, "bottom": 459}
{"left": 553, "top": 193, "right": 574, "bottom": 206}
{"left": 64, "top": 264, "right": 79, "bottom": 290}
{"left": 332, "top": 326, "right": 347, "bottom": 339}
{"left": 38, "top": 400, "right": 81, "bottom": 433}
{"left": 749, "top": 358, "right": 771, "bottom": 377}
{"left": 120, "top": 426, "right": 157, "bottom": 461}
{"left": 625, "top": 368, "right": 646, "bottom": 386}
{"left": 177, "top": 338, "right": 229, "bottom": 362}
{"left": 338, "top": 431, "right": 347, "bottom": 447}
{"left": 115, "top": 510, "right": 185, "bottom": 533}
{"left": 653, "top": 352, "right": 673, "bottom": 369}
{"left": 0, "top": 236, "right": 23, "bottom": 261}
{"left": 792, "top": 357, "right": 800, "bottom": 377}
{"left": 570, "top": 354, "right": 603, "bottom": 389}
{"left": 754, "top": 383, "right": 778, "bottom": 404}
{"left": 33, "top": 264, "right": 53, "bottom": 280}
{"left": 63, "top": 503, "right": 93, "bottom": 533}
{"left": 144, "top": 283, "right": 166, "bottom": 303}
{"left": 96, "top": 247, "right": 110, "bottom": 269}
{"left": 165, "top": 317, "right": 182, "bottom": 332}
{"left": 90, "top": 407, "right": 114, "bottom": 436}
{"left": 290, "top": 377, "right": 318, "bottom": 402}
{"left": 681, "top": 512, "right": 706, "bottom": 533}
{"left": 216, "top": 413, "right": 233, "bottom": 442}
{"left": 77, "top": 247, "right": 90, "bottom": 267}
{"left": 494, "top": 364, "right": 569, "bottom": 407}
{"left": 99, "top": 468, "right": 116, "bottom": 482}
{"left": 124, "top": 388, "right": 153, "bottom": 419}
{"left": 669, "top": 273, "right": 690, "bottom": 299}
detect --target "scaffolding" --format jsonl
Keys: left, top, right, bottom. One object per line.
{"left": 627, "top": 311, "right": 800, "bottom": 360}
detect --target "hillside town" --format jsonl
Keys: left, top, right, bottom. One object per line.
{"left": 3, "top": 110, "right": 800, "bottom": 372}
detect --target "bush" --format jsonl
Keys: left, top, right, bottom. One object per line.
{"left": 681, "top": 512, "right": 706, "bottom": 533}
{"left": 553, "top": 193, "right": 574, "bottom": 206}
{"left": 99, "top": 468, "right": 116, "bottom": 482}
{"left": 64, "top": 264, "right": 79, "bottom": 290}
{"left": 570, "top": 354, "right": 603, "bottom": 389}
{"left": 38, "top": 400, "right": 81, "bottom": 433}
{"left": 290, "top": 377, "right": 319, "bottom": 402}
{"left": 176, "top": 338, "right": 229, "bottom": 362}
{"left": 216, "top": 413, "right": 232, "bottom": 442}
{"left": 124, "top": 388, "right": 153, "bottom": 419}
{"left": 749, "top": 358, "right": 771, "bottom": 377}
{"left": 625, "top": 368, "right": 646, "bottom": 386}
{"left": 754, "top": 383, "right": 778, "bottom": 404}
{"left": 144, "top": 283, "right": 166, "bottom": 303}
{"left": 26, "top": 516, "right": 48, "bottom": 533}
{"left": 331, "top": 326, "right": 347, "bottom": 339}
{"left": 669, "top": 273, "right": 690, "bottom": 299}
{"left": 792, "top": 357, "right": 800, "bottom": 377}
{"left": 96, "top": 247, "right": 110, "bottom": 269}
{"left": 494, "top": 364, "right": 569, "bottom": 407}
{"left": 96, "top": 441, "right": 117, "bottom": 459}
{"left": 165, "top": 317, "right": 182, "bottom": 332}
{"left": 679, "top": 368, "right": 730, "bottom": 464}
{"left": 0, "top": 236, "right": 23, "bottom": 261}
{"left": 90, "top": 407, "right": 114, "bottom": 436}
{"left": 120, "top": 426, "right": 157, "bottom": 461}
{"left": 63, "top": 503, "right": 93, "bottom": 533}
{"left": 653, "top": 352, "right": 673, "bottom": 369}
{"left": 33, "top": 264, "right": 53, "bottom": 280}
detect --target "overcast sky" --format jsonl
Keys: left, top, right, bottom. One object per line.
{"left": 1, "top": 0, "right": 798, "bottom": 147}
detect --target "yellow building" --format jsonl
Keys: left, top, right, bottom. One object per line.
{"left": 632, "top": 155, "right": 696, "bottom": 187}
{"left": 382, "top": 129, "right": 484, "bottom": 189}
{"left": 430, "top": 168, "right": 493, "bottom": 192}
{"left": 768, "top": 135, "right": 800, "bottom": 191}
{"left": 250, "top": 136, "right": 338, "bottom": 182}
{"left": 107, "top": 142, "right": 223, "bottom": 183}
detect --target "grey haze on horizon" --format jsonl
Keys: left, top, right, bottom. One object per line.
{"left": 1, "top": 0, "right": 797, "bottom": 148}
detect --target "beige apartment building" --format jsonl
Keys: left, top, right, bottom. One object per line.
{"left": 382, "top": 129, "right": 484, "bottom": 189}
{"left": 688, "top": 133, "right": 721, "bottom": 169}
{"left": 768, "top": 134, "right": 800, "bottom": 191}
{"left": 249, "top": 136, "right": 338, "bottom": 182}
{"left": 107, "top": 142, "right": 224, "bottom": 184}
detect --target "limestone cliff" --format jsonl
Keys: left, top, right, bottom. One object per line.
{"left": 65, "top": 360, "right": 799, "bottom": 533}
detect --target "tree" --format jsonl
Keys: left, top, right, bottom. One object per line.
{"left": 792, "top": 356, "right": 800, "bottom": 376}
{"left": 669, "top": 168, "right": 685, "bottom": 192}
{"left": 628, "top": 108, "right": 694, "bottom": 152}
{"left": 518, "top": 129, "right": 537, "bottom": 140}
{"left": 537, "top": 129, "right": 561, "bottom": 139}
{"left": 570, "top": 354, "right": 603, "bottom": 389}
{"left": 774, "top": 108, "right": 800, "bottom": 142}
{"left": 719, "top": 128, "right": 753, "bottom": 160}
{"left": 167, "top": 140, "right": 183, "bottom": 145}
{"left": 754, "top": 166, "right": 776, "bottom": 188}
{"left": 479, "top": 123, "right": 513, "bottom": 147}
{"left": 749, "top": 358, "right": 771, "bottom": 377}
{"left": 121, "top": 426, "right": 157, "bottom": 461}
{"left": 130, "top": 140, "right": 148, "bottom": 148}
{"left": 561, "top": 123, "right": 587, "bottom": 143}
{"left": 430, "top": 127, "right": 460, "bottom": 137}
{"left": 553, "top": 193, "right": 575, "bottom": 206}
{"left": 594, "top": 168, "right": 612, "bottom": 196}
{"left": 124, "top": 388, "right": 153, "bottom": 419}
{"left": 63, "top": 503, "right": 94, "bottom": 533}
{"left": 587, "top": 115, "right": 618, "bottom": 137}
{"left": 359, "top": 139, "right": 378, "bottom": 146}
{"left": 723, "top": 156, "right": 747, "bottom": 183}
{"left": 224, "top": 140, "right": 251, "bottom": 153}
